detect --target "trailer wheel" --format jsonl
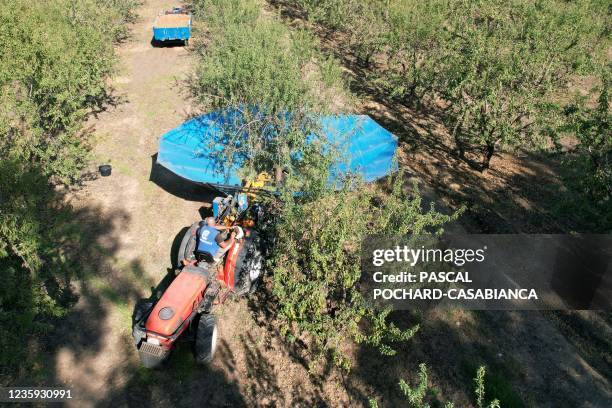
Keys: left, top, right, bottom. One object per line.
{"left": 194, "top": 314, "right": 217, "bottom": 365}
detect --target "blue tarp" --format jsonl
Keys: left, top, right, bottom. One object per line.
{"left": 157, "top": 111, "right": 398, "bottom": 187}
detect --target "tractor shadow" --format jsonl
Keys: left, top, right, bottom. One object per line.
{"left": 170, "top": 226, "right": 190, "bottom": 269}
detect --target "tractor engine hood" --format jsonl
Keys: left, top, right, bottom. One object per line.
{"left": 145, "top": 268, "right": 208, "bottom": 336}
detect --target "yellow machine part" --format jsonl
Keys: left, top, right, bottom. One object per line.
{"left": 243, "top": 172, "right": 272, "bottom": 199}
{"left": 244, "top": 172, "right": 272, "bottom": 190}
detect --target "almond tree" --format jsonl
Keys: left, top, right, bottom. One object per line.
{"left": 435, "top": 0, "right": 607, "bottom": 170}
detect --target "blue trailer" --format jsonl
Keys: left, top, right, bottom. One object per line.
{"left": 157, "top": 110, "right": 399, "bottom": 189}
{"left": 153, "top": 7, "right": 192, "bottom": 44}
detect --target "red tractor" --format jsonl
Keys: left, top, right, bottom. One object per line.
{"left": 131, "top": 194, "right": 265, "bottom": 368}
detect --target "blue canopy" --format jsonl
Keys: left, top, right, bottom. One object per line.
{"left": 157, "top": 111, "right": 398, "bottom": 187}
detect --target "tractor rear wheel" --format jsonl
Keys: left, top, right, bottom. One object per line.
{"left": 194, "top": 314, "right": 217, "bottom": 365}
{"left": 234, "top": 235, "right": 264, "bottom": 296}
{"left": 176, "top": 222, "right": 198, "bottom": 266}
{"left": 245, "top": 246, "right": 263, "bottom": 294}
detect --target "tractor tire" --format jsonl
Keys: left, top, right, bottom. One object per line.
{"left": 133, "top": 300, "right": 154, "bottom": 324}
{"left": 194, "top": 314, "right": 217, "bottom": 365}
{"left": 245, "top": 246, "right": 264, "bottom": 295}
{"left": 132, "top": 300, "right": 154, "bottom": 347}
{"left": 176, "top": 222, "right": 199, "bottom": 266}
{"left": 235, "top": 237, "right": 264, "bottom": 296}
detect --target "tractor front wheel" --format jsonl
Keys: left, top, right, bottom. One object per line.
{"left": 194, "top": 314, "right": 217, "bottom": 365}
{"left": 133, "top": 300, "right": 154, "bottom": 324}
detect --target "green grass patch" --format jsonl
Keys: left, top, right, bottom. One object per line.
{"left": 461, "top": 359, "right": 524, "bottom": 408}
{"left": 166, "top": 346, "right": 198, "bottom": 381}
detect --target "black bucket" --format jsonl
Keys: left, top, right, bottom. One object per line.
{"left": 99, "top": 164, "right": 112, "bottom": 177}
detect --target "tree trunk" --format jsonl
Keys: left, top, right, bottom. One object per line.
{"left": 455, "top": 136, "right": 466, "bottom": 159}
{"left": 481, "top": 142, "right": 495, "bottom": 171}
{"left": 274, "top": 165, "right": 284, "bottom": 186}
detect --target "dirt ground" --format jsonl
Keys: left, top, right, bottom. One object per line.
{"left": 24, "top": 1, "right": 611, "bottom": 407}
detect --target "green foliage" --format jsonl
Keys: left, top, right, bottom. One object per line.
{"left": 0, "top": 0, "right": 136, "bottom": 183}
{"left": 195, "top": 21, "right": 312, "bottom": 113}
{"left": 191, "top": 0, "right": 348, "bottom": 181}
{"left": 297, "top": 0, "right": 355, "bottom": 28}
{"left": 268, "top": 171, "right": 461, "bottom": 369}
{"left": 296, "top": 0, "right": 609, "bottom": 170}
{"left": 564, "top": 74, "right": 611, "bottom": 200}
{"left": 191, "top": 0, "right": 460, "bottom": 371}
{"left": 379, "top": 1, "right": 444, "bottom": 103}
{"left": 548, "top": 72, "right": 612, "bottom": 232}
{"left": 369, "top": 364, "right": 501, "bottom": 408}
{"left": 298, "top": 0, "right": 389, "bottom": 67}
{"left": 0, "top": 0, "right": 134, "bottom": 375}
{"left": 0, "top": 159, "right": 79, "bottom": 371}
{"left": 398, "top": 363, "right": 430, "bottom": 407}
{"left": 68, "top": 0, "right": 140, "bottom": 43}
{"left": 192, "top": 0, "right": 261, "bottom": 30}
{"left": 474, "top": 366, "right": 502, "bottom": 408}
{"left": 433, "top": 0, "right": 607, "bottom": 170}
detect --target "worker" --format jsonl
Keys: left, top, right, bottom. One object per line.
{"left": 196, "top": 217, "right": 240, "bottom": 262}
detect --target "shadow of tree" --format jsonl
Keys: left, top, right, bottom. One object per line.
{"left": 246, "top": 289, "right": 312, "bottom": 372}
{"left": 243, "top": 288, "right": 345, "bottom": 407}
{"left": 346, "top": 309, "right": 612, "bottom": 408}
{"left": 99, "top": 338, "right": 247, "bottom": 407}
{"left": 236, "top": 332, "right": 285, "bottom": 407}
